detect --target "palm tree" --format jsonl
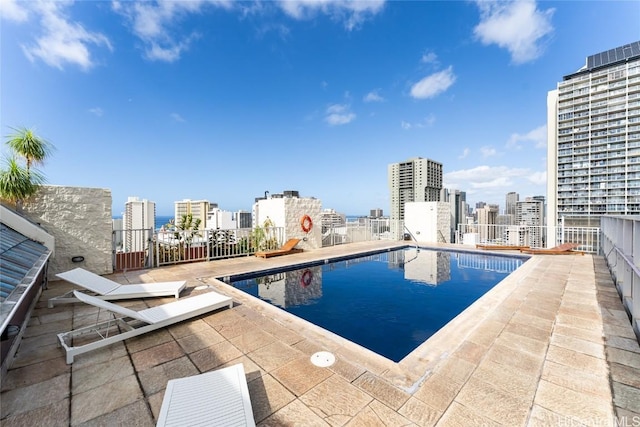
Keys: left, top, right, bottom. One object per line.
{"left": 0, "top": 156, "right": 44, "bottom": 206}
{"left": 5, "top": 127, "right": 54, "bottom": 174}
{"left": 1, "top": 126, "right": 53, "bottom": 208}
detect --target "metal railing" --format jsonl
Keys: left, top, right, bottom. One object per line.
{"left": 113, "top": 221, "right": 605, "bottom": 271}
{"left": 321, "top": 218, "right": 402, "bottom": 247}
{"left": 601, "top": 215, "right": 640, "bottom": 338}
{"left": 112, "top": 228, "right": 154, "bottom": 271}
{"left": 455, "top": 223, "right": 601, "bottom": 254}
{"left": 113, "top": 227, "right": 285, "bottom": 271}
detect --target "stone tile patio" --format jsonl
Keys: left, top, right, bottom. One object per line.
{"left": 1, "top": 241, "right": 639, "bottom": 426}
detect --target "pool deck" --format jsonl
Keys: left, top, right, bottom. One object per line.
{"left": 1, "top": 241, "right": 639, "bottom": 426}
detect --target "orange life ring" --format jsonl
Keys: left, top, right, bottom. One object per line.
{"left": 300, "top": 269, "right": 312, "bottom": 288}
{"left": 300, "top": 214, "right": 313, "bottom": 233}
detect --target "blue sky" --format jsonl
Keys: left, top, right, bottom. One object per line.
{"left": 1, "top": 0, "right": 639, "bottom": 216}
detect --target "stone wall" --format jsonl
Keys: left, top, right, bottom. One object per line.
{"left": 22, "top": 185, "right": 113, "bottom": 278}
{"left": 284, "top": 197, "right": 322, "bottom": 249}
{"left": 437, "top": 202, "right": 451, "bottom": 243}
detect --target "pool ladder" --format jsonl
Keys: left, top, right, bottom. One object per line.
{"left": 403, "top": 225, "right": 420, "bottom": 251}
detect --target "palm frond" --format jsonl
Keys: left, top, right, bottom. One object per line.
{"left": 5, "top": 126, "right": 55, "bottom": 168}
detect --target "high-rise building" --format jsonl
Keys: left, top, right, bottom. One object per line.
{"left": 388, "top": 157, "right": 442, "bottom": 221}
{"left": 321, "top": 208, "right": 346, "bottom": 231}
{"left": 174, "top": 199, "right": 210, "bottom": 228}
{"left": 505, "top": 191, "right": 519, "bottom": 222}
{"left": 476, "top": 204, "right": 499, "bottom": 242}
{"left": 123, "top": 197, "right": 155, "bottom": 252}
{"left": 532, "top": 195, "right": 546, "bottom": 226}
{"left": 441, "top": 188, "right": 467, "bottom": 242}
{"left": 370, "top": 208, "right": 383, "bottom": 218}
{"left": 547, "top": 41, "right": 640, "bottom": 228}
{"left": 516, "top": 198, "right": 544, "bottom": 247}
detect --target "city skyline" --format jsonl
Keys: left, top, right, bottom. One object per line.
{"left": 1, "top": 1, "right": 638, "bottom": 215}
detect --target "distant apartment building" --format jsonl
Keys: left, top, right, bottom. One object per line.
{"left": 174, "top": 199, "right": 211, "bottom": 228}
{"left": 516, "top": 198, "right": 545, "bottom": 247}
{"left": 532, "top": 195, "right": 546, "bottom": 226}
{"left": 321, "top": 209, "right": 346, "bottom": 231}
{"left": 496, "top": 214, "right": 513, "bottom": 226}
{"left": 476, "top": 204, "right": 499, "bottom": 242}
{"left": 441, "top": 188, "right": 467, "bottom": 242}
{"left": 547, "top": 41, "right": 640, "bottom": 229}
{"left": 369, "top": 208, "right": 383, "bottom": 218}
{"left": 123, "top": 196, "right": 155, "bottom": 252}
{"left": 206, "top": 206, "right": 236, "bottom": 230}
{"left": 505, "top": 191, "right": 519, "bottom": 225}
{"left": 388, "top": 157, "right": 442, "bottom": 222}
{"left": 236, "top": 211, "right": 252, "bottom": 228}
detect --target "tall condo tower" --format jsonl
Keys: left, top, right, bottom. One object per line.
{"left": 388, "top": 157, "right": 443, "bottom": 221}
{"left": 516, "top": 198, "right": 544, "bottom": 247}
{"left": 123, "top": 197, "right": 156, "bottom": 252}
{"left": 442, "top": 188, "right": 467, "bottom": 242}
{"left": 505, "top": 192, "right": 519, "bottom": 218}
{"left": 124, "top": 196, "right": 156, "bottom": 231}
{"left": 476, "top": 204, "right": 499, "bottom": 242}
{"left": 547, "top": 41, "right": 640, "bottom": 228}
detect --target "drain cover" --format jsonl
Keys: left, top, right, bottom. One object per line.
{"left": 310, "top": 351, "right": 335, "bottom": 367}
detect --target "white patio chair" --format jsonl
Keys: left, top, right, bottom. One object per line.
{"left": 57, "top": 290, "right": 233, "bottom": 364}
{"left": 49, "top": 268, "right": 186, "bottom": 307}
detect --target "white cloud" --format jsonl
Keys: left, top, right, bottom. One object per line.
{"left": 16, "top": 1, "right": 112, "bottom": 70}
{"left": 458, "top": 148, "right": 470, "bottom": 159}
{"left": 363, "top": 89, "right": 384, "bottom": 103}
{"left": 410, "top": 66, "right": 456, "bottom": 99}
{"left": 171, "top": 113, "right": 185, "bottom": 123}
{"left": 254, "top": 22, "right": 291, "bottom": 40}
{"left": 401, "top": 114, "right": 436, "bottom": 130}
{"left": 480, "top": 146, "right": 497, "bottom": 158}
{"left": 0, "top": 0, "right": 29, "bottom": 22}
{"left": 89, "top": 107, "right": 104, "bottom": 117}
{"left": 444, "top": 165, "right": 547, "bottom": 205}
{"left": 148, "top": 37, "right": 197, "bottom": 62}
{"left": 528, "top": 170, "right": 546, "bottom": 185}
{"left": 278, "top": 0, "right": 386, "bottom": 30}
{"left": 473, "top": 0, "right": 554, "bottom": 64}
{"left": 424, "top": 114, "right": 436, "bottom": 127}
{"left": 420, "top": 51, "right": 438, "bottom": 64}
{"left": 507, "top": 124, "right": 547, "bottom": 149}
{"left": 238, "top": 1, "right": 266, "bottom": 18}
{"left": 325, "top": 103, "right": 355, "bottom": 126}
{"left": 113, "top": 0, "right": 230, "bottom": 62}
{"left": 445, "top": 165, "right": 529, "bottom": 190}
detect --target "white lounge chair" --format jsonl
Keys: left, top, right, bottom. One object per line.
{"left": 156, "top": 363, "right": 255, "bottom": 427}
{"left": 57, "top": 290, "right": 233, "bottom": 364}
{"left": 49, "top": 268, "right": 186, "bottom": 307}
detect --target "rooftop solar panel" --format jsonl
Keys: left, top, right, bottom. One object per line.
{"left": 586, "top": 41, "right": 640, "bottom": 71}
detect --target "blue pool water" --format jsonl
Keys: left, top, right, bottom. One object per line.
{"left": 227, "top": 247, "right": 525, "bottom": 362}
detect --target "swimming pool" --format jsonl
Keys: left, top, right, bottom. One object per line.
{"left": 226, "top": 247, "right": 525, "bottom": 362}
